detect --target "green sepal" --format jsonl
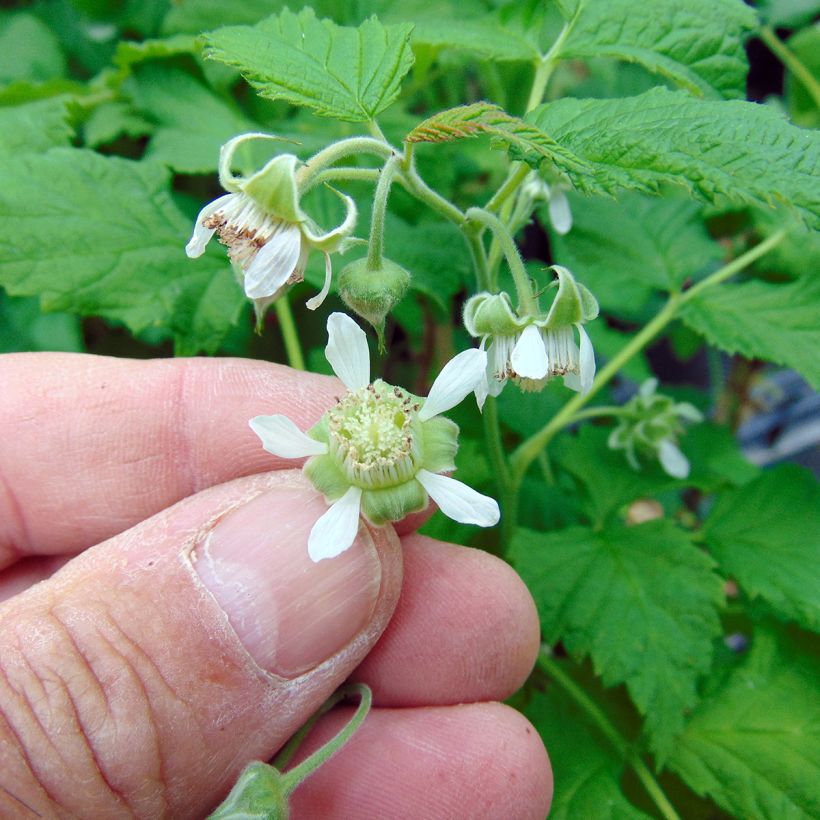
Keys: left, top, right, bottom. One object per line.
{"left": 420, "top": 416, "right": 459, "bottom": 474}
{"left": 463, "top": 291, "right": 524, "bottom": 337}
{"left": 542, "top": 265, "right": 599, "bottom": 329}
{"left": 303, "top": 452, "right": 350, "bottom": 502}
{"left": 207, "top": 761, "right": 289, "bottom": 819}
{"left": 361, "top": 479, "right": 428, "bottom": 525}
{"left": 338, "top": 256, "right": 411, "bottom": 350}
{"left": 242, "top": 153, "right": 303, "bottom": 222}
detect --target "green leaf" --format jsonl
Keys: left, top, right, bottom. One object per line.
{"left": 161, "top": 0, "right": 288, "bottom": 35}
{"left": 683, "top": 422, "right": 760, "bottom": 490}
{"left": 669, "top": 626, "right": 820, "bottom": 819}
{"left": 680, "top": 273, "right": 820, "bottom": 390}
{"left": 0, "top": 148, "right": 243, "bottom": 354}
{"left": 526, "top": 89, "right": 820, "bottom": 229}
{"left": 83, "top": 101, "right": 153, "bottom": 148}
{"left": 703, "top": 465, "right": 820, "bottom": 632}
{"left": 560, "top": 0, "right": 758, "bottom": 99}
{"left": 0, "top": 290, "right": 84, "bottom": 353}
{"left": 114, "top": 33, "right": 199, "bottom": 72}
{"left": 411, "top": 17, "right": 541, "bottom": 62}
{"left": 584, "top": 323, "right": 653, "bottom": 383}
{"left": 203, "top": 8, "right": 414, "bottom": 122}
{"left": 0, "top": 13, "right": 66, "bottom": 84}
{"left": 126, "top": 65, "right": 258, "bottom": 174}
{"left": 521, "top": 683, "right": 651, "bottom": 819}
{"left": 406, "top": 102, "right": 588, "bottom": 175}
{"left": 510, "top": 520, "right": 724, "bottom": 757}
{"left": 0, "top": 98, "right": 74, "bottom": 157}
{"left": 549, "top": 191, "right": 722, "bottom": 320}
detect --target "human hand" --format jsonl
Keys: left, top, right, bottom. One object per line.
{"left": 0, "top": 353, "right": 551, "bottom": 818}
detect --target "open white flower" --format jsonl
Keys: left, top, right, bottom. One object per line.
{"left": 250, "top": 313, "right": 499, "bottom": 562}
{"left": 186, "top": 132, "right": 357, "bottom": 314}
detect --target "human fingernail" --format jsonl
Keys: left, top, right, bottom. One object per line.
{"left": 194, "top": 486, "right": 381, "bottom": 677}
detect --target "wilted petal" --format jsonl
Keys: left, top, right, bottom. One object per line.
{"left": 308, "top": 486, "right": 363, "bottom": 562}
{"left": 658, "top": 438, "right": 690, "bottom": 479}
{"left": 548, "top": 188, "right": 572, "bottom": 235}
{"left": 326, "top": 312, "right": 370, "bottom": 391}
{"left": 419, "top": 348, "right": 488, "bottom": 421}
{"left": 565, "top": 324, "right": 595, "bottom": 394}
{"left": 244, "top": 223, "right": 302, "bottom": 299}
{"left": 417, "top": 469, "right": 500, "bottom": 527}
{"left": 306, "top": 252, "right": 333, "bottom": 311}
{"left": 185, "top": 193, "right": 234, "bottom": 258}
{"left": 511, "top": 325, "right": 549, "bottom": 380}
{"left": 249, "top": 415, "right": 328, "bottom": 458}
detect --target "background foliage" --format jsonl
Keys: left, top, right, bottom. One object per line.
{"left": 0, "top": 0, "right": 818, "bottom": 817}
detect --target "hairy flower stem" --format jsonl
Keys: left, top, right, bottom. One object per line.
{"left": 537, "top": 650, "right": 682, "bottom": 820}
{"left": 509, "top": 229, "right": 788, "bottom": 484}
{"left": 367, "top": 155, "right": 401, "bottom": 269}
{"left": 482, "top": 397, "right": 517, "bottom": 552}
{"left": 466, "top": 207, "right": 538, "bottom": 315}
{"left": 275, "top": 296, "right": 305, "bottom": 371}
{"left": 296, "top": 137, "right": 393, "bottom": 188}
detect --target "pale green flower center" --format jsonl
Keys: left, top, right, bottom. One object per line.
{"left": 327, "top": 380, "right": 422, "bottom": 488}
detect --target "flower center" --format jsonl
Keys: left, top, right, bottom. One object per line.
{"left": 327, "top": 379, "right": 422, "bottom": 489}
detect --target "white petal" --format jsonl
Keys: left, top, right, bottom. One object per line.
{"left": 325, "top": 312, "right": 370, "bottom": 391}
{"left": 511, "top": 325, "right": 549, "bottom": 379}
{"left": 548, "top": 188, "right": 572, "bottom": 235}
{"left": 185, "top": 193, "right": 234, "bottom": 258}
{"left": 675, "top": 402, "right": 704, "bottom": 423}
{"left": 308, "top": 486, "right": 363, "bottom": 562}
{"left": 418, "top": 348, "right": 488, "bottom": 421}
{"left": 639, "top": 378, "right": 659, "bottom": 400}
{"left": 417, "top": 469, "right": 500, "bottom": 527}
{"left": 243, "top": 223, "right": 302, "bottom": 299}
{"left": 564, "top": 325, "right": 595, "bottom": 394}
{"left": 658, "top": 439, "right": 690, "bottom": 479}
{"left": 249, "top": 415, "right": 328, "bottom": 459}
{"left": 306, "top": 252, "right": 332, "bottom": 311}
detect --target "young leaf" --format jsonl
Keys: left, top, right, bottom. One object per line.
{"left": 0, "top": 292, "right": 84, "bottom": 353}
{"left": 0, "top": 148, "right": 242, "bottom": 354}
{"left": 203, "top": 8, "right": 414, "bottom": 122}
{"left": 560, "top": 0, "right": 758, "bottom": 99}
{"left": 526, "top": 89, "right": 820, "bottom": 228}
{"left": 549, "top": 191, "right": 722, "bottom": 319}
{"left": 510, "top": 520, "right": 724, "bottom": 758}
{"left": 406, "top": 102, "right": 588, "bottom": 175}
{"left": 0, "top": 98, "right": 74, "bottom": 156}
{"left": 668, "top": 626, "right": 820, "bottom": 818}
{"left": 703, "top": 465, "right": 820, "bottom": 632}
{"left": 0, "top": 13, "right": 66, "bottom": 85}
{"left": 522, "top": 684, "right": 651, "bottom": 819}
{"left": 680, "top": 273, "right": 820, "bottom": 390}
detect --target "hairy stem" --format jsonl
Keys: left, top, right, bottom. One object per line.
{"left": 275, "top": 297, "right": 305, "bottom": 371}
{"left": 538, "top": 651, "right": 682, "bottom": 820}
{"left": 297, "top": 137, "right": 393, "bottom": 188}
{"left": 367, "top": 155, "right": 401, "bottom": 269}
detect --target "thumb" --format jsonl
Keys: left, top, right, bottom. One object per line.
{"left": 0, "top": 470, "right": 401, "bottom": 818}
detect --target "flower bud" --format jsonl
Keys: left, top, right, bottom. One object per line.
{"left": 338, "top": 257, "right": 410, "bottom": 350}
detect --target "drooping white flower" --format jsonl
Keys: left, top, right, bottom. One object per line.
{"left": 520, "top": 171, "right": 573, "bottom": 235}
{"left": 607, "top": 378, "right": 703, "bottom": 479}
{"left": 250, "top": 313, "right": 499, "bottom": 562}
{"left": 186, "top": 133, "right": 357, "bottom": 315}
{"left": 466, "top": 266, "right": 599, "bottom": 407}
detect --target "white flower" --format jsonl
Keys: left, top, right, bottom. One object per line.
{"left": 186, "top": 132, "right": 356, "bottom": 312}
{"left": 250, "top": 313, "right": 499, "bottom": 562}
{"left": 521, "top": 172, "right": 573, "bottom": 235}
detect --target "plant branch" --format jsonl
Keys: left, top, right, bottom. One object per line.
{"left": 760, "top": 26, "right": 820, "bottom": 110}
{"left": 367, "top": 155, "right": 401, "bottom": 269}
{"left": 538, "top": 650, "right": 681, "bottom": 820}
{"left": 275, "top": 296, "right": 305, "bottom": 371}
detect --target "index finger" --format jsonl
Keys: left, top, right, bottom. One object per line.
{"left": 0, "top": 352, "right": 338, "bottom": 567}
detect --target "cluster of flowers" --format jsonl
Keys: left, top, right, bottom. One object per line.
{"left": 186, "top": 133, "right": 697, "bottom": 561}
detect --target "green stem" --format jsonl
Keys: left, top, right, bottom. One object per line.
{"left": 567, "top": 405, "right": 628, "bottom": 424}
{"left": 367, "top": 155, "right": 401, "bottom": 269}
{"left": 538, "top": 651, "right": 681, "bottom": 820}
{"left": 297, "top": 137, "right": 393, "bottom": 188}
{"left": 398, "top": 164, "right": 466, "bottom": 227}
{"left": 367, "top": 119, "right": 387, "bottom": 141}
{"left": 466, "top": 207, "right": 537, "bottom": 314}
{"left": 482, "top": 397, "right": 517, "bottom": 552}
{"left": 280, "top": 683, "right": 372, "bottom": 793}
{"left": 510, "top": 229, "right": 787, "bottom": 482}
{"left": 465, "top": 228, "right": 493, "bottom": 292}
{"left": 485, "top": 162, "right": 532, "bottom": 215}
{"left": 275, "top": 297, "right": 305, "bottom": 371}
{"left": 760, "top": 26, "right": 820, "bottom": 110}
{"left": 299, "top": 167, "right": 381, "bottom": 193}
